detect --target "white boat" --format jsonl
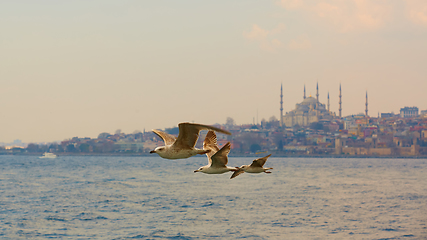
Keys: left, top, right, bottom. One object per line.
{"left": 39, "top": 152, "right": 57, "bottom": 158}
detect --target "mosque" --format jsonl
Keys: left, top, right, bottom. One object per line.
{"left": 280, "top": 83, "right": 344, "bottom": 127}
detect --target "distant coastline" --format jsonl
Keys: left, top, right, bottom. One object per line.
{"left": 2, "top": 152, "right": 426, "bottom": 159}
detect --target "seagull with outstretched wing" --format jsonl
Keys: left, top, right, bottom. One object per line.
{"left": 150, "top": 122, "right": 231, "bottom": 160}
{"left": 230, "top": 154, "right": 273, "bottom": 179}
{"left": 194, "top": 131, "right": 238, "bottom": 174}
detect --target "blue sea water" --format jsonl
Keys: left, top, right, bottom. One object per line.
{"left": 0, "top": 155, "right": 426, "bottom": 239}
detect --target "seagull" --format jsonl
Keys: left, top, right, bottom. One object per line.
{"left": 230, "top": 154, "right": 273, "bottom": 179}
{"left": 150, "top": 122, "right": 231, "bottom": 159}
{"left": 194, "top": 130, "right": 238, "bottom": 174}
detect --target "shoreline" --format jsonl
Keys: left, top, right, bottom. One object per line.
{"left": 1, "top": 152, "right": 426, "bottom": 159}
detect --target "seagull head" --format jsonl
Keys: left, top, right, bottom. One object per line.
{"left": 194, "top": 166, "right": 205, "bottom": 173}
{"left": 150, "top": 146, "right": 166, "bottom": 155}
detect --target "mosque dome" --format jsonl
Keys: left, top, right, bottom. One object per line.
{"left": 302, "top": 97, "right": 317, "bottom": 105}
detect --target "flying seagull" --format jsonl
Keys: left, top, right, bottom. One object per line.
{"left": 230, "top": 154, "right": 273, "bottom": 179}
{"left": 194, "top": 130, "right": 238, "bottom": 174}
{"left": 150, "top": 122, "right": 231, "bottom": 159}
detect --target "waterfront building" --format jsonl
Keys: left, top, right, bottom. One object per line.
{"left": 400, "top": 107, "right": 419, "bottom": 118}
{"left": 381, "top": 113, "right": 395, "bottom": 118}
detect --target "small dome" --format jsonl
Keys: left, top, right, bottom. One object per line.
{"left": 297, "top": 105, "right": 310, "bottom": 111}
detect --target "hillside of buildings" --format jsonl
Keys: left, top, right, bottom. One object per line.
{"left": 3, "top": 110, "right": 427, "bottom": 157}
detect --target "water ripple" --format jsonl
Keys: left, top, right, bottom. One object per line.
{"left": 0, "top": 156, "right": 426, "bottom": 239}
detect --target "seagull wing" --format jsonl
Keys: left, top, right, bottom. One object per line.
{"left": 188, "top": 122, "right": 232, "bottom": 136}
{"left": 211, "top": 142, "right": 231, "bottom": 168}
{"left": 230, "top": 168, "right": 245, "bottom": 179}
{"left": 203, "top": 131, "right": 219, "bottom": 164}
{"left": 250, "top": 154, "right": 272, "bottom": 168}
{"left": 174, "top": 122, "right": 231, "bottom": 149}
{"left": 152, "top": 129, "right": 177, "bottom": 146}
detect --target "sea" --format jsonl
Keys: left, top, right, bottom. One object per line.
{"left": 0, "top": 155, "right": 426, "bottom": 239}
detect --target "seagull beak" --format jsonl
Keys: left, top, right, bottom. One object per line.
{"left": 149, "top": 150, "right": 155, "bottom": 154}
{"left": 194, "top": 170, "right": 199, "bottom": 173}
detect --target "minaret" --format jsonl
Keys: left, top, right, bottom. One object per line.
{"left": 365, "top": 91, "right": 368, "bottom": 117}
{"left": 339, "top": 84, "right": 342, "bottom": 118}
{"left": 327, "top": 91, "right": 330, "bottom": 112}
{"left": 303, "top": 84, "right": 306, "bottom": 99}
{"left": 280, "top": 84, "right": 283, "bottom": 127}
{"left": 316, "top": 82, "right": 319, "bottom": 103}
{"left": 316, "top": 82, "right": 319, "bottom": 116}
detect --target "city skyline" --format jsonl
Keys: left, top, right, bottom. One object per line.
{"left": 1, "top": 1, "right": 427, "bottom": 143}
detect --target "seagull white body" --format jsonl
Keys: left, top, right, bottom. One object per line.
{"left": 150, "top": 122, "right": 231, "bottom": 160}
{"left": 230, "top": 154, "right": 273, "bottom": 179}
{"left": 194, "top": 131, "right": 238, "bottom": 174}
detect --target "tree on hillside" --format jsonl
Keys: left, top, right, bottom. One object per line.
{"left": 250, "top": 144, "right": 261, "bottom": 153}
{"left": 79, "top": 143, "right": 90, "bottom": 153}
{"left": 235, "top": 132, "right": 263, "bottom": 153}
{"left": 226, "top": 117, "right": 235, "bottom": 126}
{"left": 272, "top": 132, "right": 284, "bottom": 151}
{"left": 27, "top": 143, "right": 40, "bottom": 152}
{"left": 98, "top": 132, "right": 111, "bottom": 139}
{"left": 66, "top": 144, "right": 77, "bottom": 152}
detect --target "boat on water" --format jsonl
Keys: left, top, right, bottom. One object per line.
{"left": 39, "top": 152, "right": 57, "bottom": 158}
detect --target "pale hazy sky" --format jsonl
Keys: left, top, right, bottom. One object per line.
{"left": 1, "top": 0, "right": 427, "bottom": 143}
